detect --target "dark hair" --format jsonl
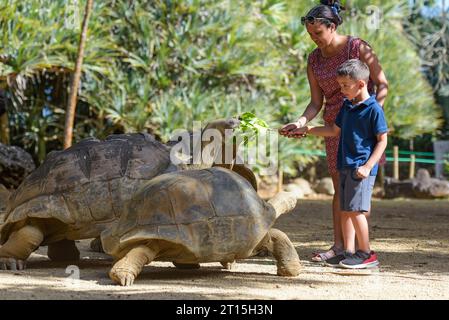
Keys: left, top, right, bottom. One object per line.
{"left": 305, "top": 0, "right": 345, "bottom": 28}
{"left": 337, "top": 59, "right": 370, "bottom": 82}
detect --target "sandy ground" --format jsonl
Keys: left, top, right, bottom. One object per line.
{"left": 0, "top": 198, "right": 448, "bottom": 300}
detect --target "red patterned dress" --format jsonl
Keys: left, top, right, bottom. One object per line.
{"left": 308, "top": 36, "right": 384, "bottom": 175}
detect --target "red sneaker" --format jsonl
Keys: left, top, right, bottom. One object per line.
{"left": 339, "top": 250, "right": 379, "bottom": 269}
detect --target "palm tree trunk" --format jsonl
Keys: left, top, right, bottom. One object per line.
{"left": 63, "top": 0, "right": 94, "bottom": 149}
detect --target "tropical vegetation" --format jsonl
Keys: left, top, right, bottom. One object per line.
{"left": 0, "top": 0, "right": 445, "bottom": 178}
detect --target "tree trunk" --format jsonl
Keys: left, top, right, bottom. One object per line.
{"left": 0, "top": 113, "right": 9, "bottom": 145}
{"left": 63, "top": 0, "right": 94, "bottom": 149}
{"left": 0, "top": 89, "right": 9, "bottom": 144}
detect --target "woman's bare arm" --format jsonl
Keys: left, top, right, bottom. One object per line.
{"left": 359, "top": 42, "right": 389, "bottom": 107}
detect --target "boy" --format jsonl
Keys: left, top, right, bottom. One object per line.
{"left": 288, "top": 59, "right": 388, "bottom": 268}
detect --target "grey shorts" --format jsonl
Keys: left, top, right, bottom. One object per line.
{"left": 339, "top": 169, "right": 376, "bottom": 213}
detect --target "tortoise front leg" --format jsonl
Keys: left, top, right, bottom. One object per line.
{"left": 109, "top": 243, "right": 159, "bottom": 286}
{"left": 47, "top": 239, "right": 80, "bottom": 261}
{"left": 258, "top": 228, "right": 301, "bottom": 277}
{"left": 0, "top": 223, "right": 45, "bottom": 270}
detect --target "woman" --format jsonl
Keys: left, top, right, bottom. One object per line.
{"left": 279, "top": 0, "right": 388, "bottom": 262}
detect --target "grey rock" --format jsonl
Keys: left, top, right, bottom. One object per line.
{"left": 0, "top": 143, "right": 36, "bottom": 189}
{"left": 315, "top": 177, "right": 335, "bottom": 195}
{"left": 413, "top": 169, "right": 449, "bottom": 199}
{"left": 384, "top": 178, "right": 415, "bottom": 199}
{"left": 384, "top": 169, "right": 449, "bottom": 199}
{"left": 292, "top": 178, "right": 315, "bottom": 196}
{"left": 284, "top": 183, "right": 305, "bottom": 199}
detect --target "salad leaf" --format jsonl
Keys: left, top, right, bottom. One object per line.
{"left": 237, "top": 112, "right": 270, "bottom": 134}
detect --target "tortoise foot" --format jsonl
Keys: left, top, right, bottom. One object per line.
{"left": 220, "top": 261, "right": 235, "bottom": 270}
{"left": 277, "top": 260, "right": 301, "bottom": 277}
{"left": 0, "top": 257, "right": 26, "bottom": 271}
{"left": 109, "top": 268, "right": 136, "bottom": 286}
{"left": 173, "top": 262, "right": 201, "bottom": 269}
{"left": 109, "top": 246, "right": 156, "bottom": 286}
{"left": 47, "top": 239, "right": 80, "bottom": 261}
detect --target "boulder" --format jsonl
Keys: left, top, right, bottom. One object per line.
{"left": 315, "top": 177, "right": 335, "bottom": 195}
{"left": 413, "top": 169, "right": 449, "bottom": 199}
{"left": 284, "top": 183, "right": 305, "bottom": 200}
{"left": 384, "top": 178, "right": 415, "bottom": 199}
{"left": 0, "top": 143, "right": 35, "bottom": 189}
{"left": 384, "top": 169, "right": 449, "bottom": 199}
{"left": 291, "top": 178, "right": 315, "bottom": 196}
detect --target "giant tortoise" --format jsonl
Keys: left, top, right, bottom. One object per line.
{"left": 101, "top": 167, "right": 301, "bottom": 286}
{"left": 0, "top": 119, "right": 255, "bottom": 270}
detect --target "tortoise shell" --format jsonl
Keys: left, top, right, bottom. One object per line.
{"left": 101, "top": 167, "right": 275, "bottom": 263}
{"left": 1, "top": 133, "right": 174, "bottom": 244}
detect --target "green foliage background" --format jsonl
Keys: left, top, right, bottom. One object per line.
{"left": 0, "top": 0, "right": 442, "bottom": 176}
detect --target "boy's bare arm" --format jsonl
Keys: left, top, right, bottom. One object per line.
{"left": 308, "top": 124, "right": 341, "bottom": 137}
{"left": 287, "top": 124, "right": 340, "bottom": 138}
{"left": 287, "top": 123, "right": 340, "bottom": 138}
{"left": 356, "top": 132, "right": 388, "bottom": 178}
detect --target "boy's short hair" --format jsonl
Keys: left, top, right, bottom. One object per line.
{"left": 337, "top": 59, "right": 370, "bottom": 82}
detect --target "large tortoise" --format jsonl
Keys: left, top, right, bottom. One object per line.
{"left": 0, "top": 119, "right": 253, "bottom": 270}
{"left": 101, "top": 167, "right": 301, "bottom": 286}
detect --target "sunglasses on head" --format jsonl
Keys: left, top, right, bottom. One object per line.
{"left": 300, "top": 16, "right": 330, "bottom": 25}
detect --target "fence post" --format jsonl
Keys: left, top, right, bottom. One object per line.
{"left": 393, "top": 146, "right": 399, "bottom": 180}
{"left": 277, "top": 165, "right": 283, "bottom": 193}
{"left": 409, "top": 154, "right": 416, "bottom": 179}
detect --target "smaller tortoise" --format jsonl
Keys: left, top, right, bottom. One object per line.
{"left": 101, "top": 167, "right": 301, "bottom": 286}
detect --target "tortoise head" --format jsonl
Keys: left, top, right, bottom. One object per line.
{"left": 168, "top": 118, "right": 241, "bottom": 169}
{"left": 202, "top": 118, "right": 240, "bottom": 135}
{"left": 199, "top": 118, "right": 240, "bottom": 167}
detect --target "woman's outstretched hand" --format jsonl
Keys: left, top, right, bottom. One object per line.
{"left": 279, "top": 122, "right": 300, "bottom": 136}
{"left": 279, "top": 117, "right": 307, "bottom": 137}
{"left": 279, "top": 121, "right": 309, "bottom": 139}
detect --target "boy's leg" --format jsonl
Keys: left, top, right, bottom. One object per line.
{"left": 324, "top": 210, "right": 357, "bottom": 268}
{"left": 341, "top": 212, "right": 356, "bottom": 253}
{"left": 339, "top": 213, "right": 378, "bottom": 269}
{"left": 350, "top": 212, "right": 370, "bottom": 253}
{"left": 338, "top": 174, "right": 378, "bottom": 269}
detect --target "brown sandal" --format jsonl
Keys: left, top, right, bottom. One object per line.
{"left": 311, "top": 245, "right": 343, "bottom": 262}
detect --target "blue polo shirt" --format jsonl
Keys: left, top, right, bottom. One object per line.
{"left": 335, "top": 95, "right": 388, "bottom": 176}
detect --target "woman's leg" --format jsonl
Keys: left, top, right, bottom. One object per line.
{"left": 331, "top": 173, "right": 345, "bottom": 250}
{"left": 311, "top": 173, "right": 345, "bottom": 261}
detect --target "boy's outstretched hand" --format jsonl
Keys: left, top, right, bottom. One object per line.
{"left": 287, "top": 127, "right": 308, "bottom": 138}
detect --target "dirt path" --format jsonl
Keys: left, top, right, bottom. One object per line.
{"left": 0, "top": 199, "right": 448, "bottom": 300}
